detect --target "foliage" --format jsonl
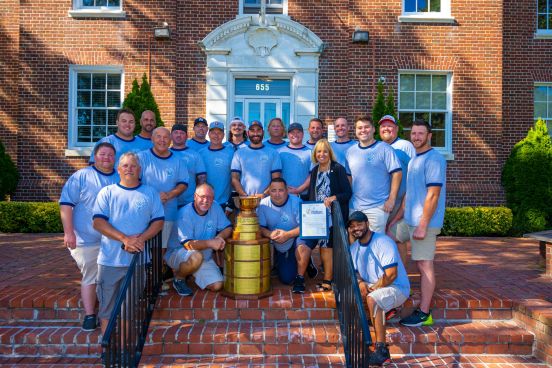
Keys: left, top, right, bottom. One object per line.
{"left": 372, "top": 80, "right": 386, "bottom": 131}
{"left": 501, "top": 119, "right": 552, "bottom": 234}
{"left": 122, "top": 73, "right": 164, "bottom": 135}
{"left": 0, "top": 202, "right": 62, "bottom": 233}
{"left": 442, "top": 207, "right": 513, "bottom": 236}
{"left": 0, "top": 141, "right": 19, "bottom": 200}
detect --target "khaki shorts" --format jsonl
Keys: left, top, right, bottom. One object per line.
{"left": 368, "top": 284, "right": 408, "bottom": 313}
{"left": 354, "top": 206, "right": 388, "bottom": 234}
{"left": 161, "top": 221, "right": 174, "bottom": 249}
{"left": 69, "top": 245, "right": 100, "bottom": 286}
{"left": 408, "top": 226, "right": 441, "bottom": 261}
{"left": 96, "top": 265, "right": 128, "bottom": 320}
{"left": 389, "top": 219, "right": 411, "bottom": 243}
{"left": 165, "top": 247, "right": 194, "bottom": 271}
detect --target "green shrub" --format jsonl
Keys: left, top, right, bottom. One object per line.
{"left": 501, "top": 119, "right": 552, "bottom": 234}
{"left": 442, "top": 207, "right": 513, "bottom": 236}
{"left": 0, "top": 202, "right": 62, "bottom": 233}
{"left": 122, "top": 73, "right": 164, "bottom": 135}
{"left": 0, "top": 141, "right": 19, "bottom": 200}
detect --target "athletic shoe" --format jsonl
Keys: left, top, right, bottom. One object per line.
{"left": 368, "top": 342, "right": 391, "bottom": 366}
{"left": 173, "top": 278, "right": 193, "bottom": 296}
{"left": 306, "top": 257, "right": 318, "bottom": 279}
{"left": 292, "top": 275, "right": 306, "bottom": 294}
{"left": 399, "top": 308, "right": 433, "bottom": 327}
{"left": 82, "top": 314, "right": 97, "bottom": 331}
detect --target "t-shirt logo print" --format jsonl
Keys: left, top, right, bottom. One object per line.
{"left": 166, "top": 168, "right": 175, "bottom": 177}
{"left": 280, "top": 214, "right": 290, "bottom": 223}
{"left": 134, "top": 199, "right": 147, "bottom": 212}
{"left": 214, "top": 158, "right": 224, "bottom": 167}
{"left": 206, "top": 221, "right": 215, "bottom": 231}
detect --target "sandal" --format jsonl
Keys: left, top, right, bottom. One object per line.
{"left": 316, "top": 279, "right": 333, "bottom": 291}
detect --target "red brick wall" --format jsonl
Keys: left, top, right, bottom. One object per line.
{"left": 0, "top": 0, "right": 547, "bottom": 206}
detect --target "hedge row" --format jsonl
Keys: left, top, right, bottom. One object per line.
{"left": 0, "top": 202, "right": 513, "bottom": 236}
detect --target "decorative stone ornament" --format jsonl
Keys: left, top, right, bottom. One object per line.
{"left": 246, "top": 27, "right": 279, "bottom": 57}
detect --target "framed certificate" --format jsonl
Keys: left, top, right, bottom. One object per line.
{"left": 300, "top": 201, "right": 329, "bottom": 239}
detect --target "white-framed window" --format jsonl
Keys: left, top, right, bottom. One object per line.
{"left": 67, "top": 65, "right": 124, "bottom": 154}
{"left": 398, "top": 71, "right": 453, "bottom": 156}
{"left": 69, "top": 0, "right": 125, "bottom": 18}
{"left": 534, "top": 83, "right": 552, "bottom": 134}
{"left": 239, "top": 0, "right": 287, "bottom": 15}
{"left": 536, "top": 0, "right": 552, "bottom": 37}
{"left": 399, "top": 0, "right": 454, "bottom": 23}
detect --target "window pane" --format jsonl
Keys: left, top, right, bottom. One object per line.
{"left": 431, "top": 129, "right": 445, "bottom": 147}
{"left": 399, "top": 112, "right": 414, "bottom": 128}
{"left": 92, "top": 91, "right": 106, "bottom": 107}
{"left": 248, "top": 102, "right": 261, "bottom": 123}
{"left": 432, "top": 92, "right": 447, "bottom": 110}
{"left": 400, "top": 75, "right": 415, "bottom": 91}
{"left": 93, "top": 126, "right": 106, "bottom": 142}
{"left": 534, "top": 102, "right": 547, "bottom": 119}
{"left": 404, "top": 0, "right": 416, "bottom": 12}
{"left": 416, "top": 75, "right": 431, "bottom": 91}
{"left": 108, "top": 0, "right": 120, "bottom": 6}
{"left": 234, "top": 102, "right": 243, "bottom": 119}
{"left": 416, "top": 92, "right": 431, "bottom": 109}
{"left": 107, "top": 125, "right": 117, "bottom": 135}
{"left": 93, "top": 109, "right": 107, "bottom": 127}
{"left": 92, "top": 74, "right": 106, "bottom": 89}
{"left": 107, "top": 91, "right": 120, "bottom": 107}
{"left": 282, "top": 102, "right": 290, "bottom": 128}
{"left": 77, "top": 74, "right": 91, "bottom": 89}
{"left": 538, "top": 0, "right": 546, "bottom": 12}
{"left": 269, "top": 0, "right": 283, "bottom": 4}
{"left": 549, "top": 13, "right": 552, "bottom": 30}
{"left": 429, "top": 0, "right": 441, "bottom": 12}
{"left": 417, "top": 0, "right": 428, "bottom": 12}
{"left": 432, "top": 75, "right": 447, "bottom": 92}
{"left": 82, "top": 0, "right": 94, "bottom": 6}
{"left": 538, "top": 15, "right": 548, "bottom": 29}
{"left": 108, "top": 110, "right": 118, "bottom": 125}
{"left": 245, "top": 0, "right": 258, "bottom": 4}
{"left": 77, "top": 91, "right": 91, "bottom": 107}
{"left": 264, "top": 103, "right": 277, "bottom": 133}
{"left": 107, "top": 74, "right": 121, "bottom": 89}
{"left": 419, "top": 112, "right": 430, "bottom": 123}
{"left": 534, "top": 86, "right": 548, "bottom": 102}
{"left": 77, "top": 109, "right": 91, "bottom": 125}
{"left": 430, "top": 113, "right": 445, "bottom": 129}
{"left": 400, "top": 92, "right": 415, "bottom": 109}
{"left": 78, "top": 126, "right": 91, "bottom": 142}
{"left": 96, "top": 0, "right": 107, "bottom": 6}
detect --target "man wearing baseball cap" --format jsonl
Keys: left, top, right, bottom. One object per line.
{"left": 348, "top": 210, "right": 409, "bottom": 366}
{"left": 226, "top": 116, "right": 248, "bottom": 150}
{"left": 231, "top": 120, "right": 282, "bottom": 197}
{"left": 187, "top": 117, "right": 209, "bottom": 152}
{"left": 278, "top": 123, "right": 311, "bottom": 197}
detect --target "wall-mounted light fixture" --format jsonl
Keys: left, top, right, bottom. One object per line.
{"left": 352, "top": 27, "right": 369, "bottom": 43}
{"left": 154, "top": 22, "right": 170, "bottom": 39}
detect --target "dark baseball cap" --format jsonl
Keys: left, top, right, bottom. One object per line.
{"left": 171, "top": 124, "right": 187, "bottom": 132}
{"left": 347, "top": 211, "right": 368, "bottom": 226}
{"left": 287, "top": 123, "right": 304, "bottom": 133}
{"left": 248, "top": 120, "right": 264, "bottom": 130}
{"left": 194, "top": 117, "right": 208, "bottom": 126}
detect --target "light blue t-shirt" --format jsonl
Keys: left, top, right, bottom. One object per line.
{"left": 89, "top": 134, "right": 139, "bottom": 164}
{"left": 225, "top": 141, "right": 249, "bottom": 151}
{"left": 168, "top": 202, "right": 232, "bottom": 262}
{"left": 186, "top": 138, "right": 210, "bottom": 152}
{"left": 199, "top": 145, "right": 235, "bottom": 205}
{"left": 330, "top": 140, "right": 356, "bottom": 167}
{"left": 170, "top": 147, "right": 207, "bottom": 207}
{"left": 404, "top": 148, "right": 447, "bottom": 229}
{"left": 137, "top": 149, "right": 189, "bottom": 221}
{"left": 264, "top": 139, "right": 288, "bottom": 151}
{"left": 231, "top": 145, "right": 282, "bottom": 195}
{"left": 134, "top": 135, "right": 153, "bottom": 152}
{"left": 59, "top": 166, "right": 119, "bottom": 247}
{"left": 257, "top": 195, "right": 303, "bottom": 253}
{"left": 93, "top": 183, "right": 164, "bottom": 267}
{"left": 350, "top": 232, "right": 410, "bottom": 298}
{"left": 390, "top": 138, "right": 416, "bottom": 205}
{"left": 391, "top": 138, "right": 416, "bottom": 160}
{"left": 278, "top": 145, "right": 312, "bottom": 193}
{"left": 345, "top": 141, "right": 402, "bottom": 210}
{"left": 305, "top": 141, "right": 316, "bottom": 150}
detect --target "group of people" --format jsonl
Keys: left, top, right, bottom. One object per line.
{"left": 60, "top": 107, "right": 446, "bottom": 366}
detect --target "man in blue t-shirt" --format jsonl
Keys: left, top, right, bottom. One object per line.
{"left": 134, "top": 110, "right": 156, "bottom": 151}
{"left": 278, "top": 123, "right": 311, "bottom": 196}
{"left": 305, "top": 118, "right": 324, "bottom": 149}
{"left": 186, "top": 117, "right": 210, "bottom": 151}
{"left": 390, "top": 119, "right": 447, "bottom": 328}
{"left": 257, "top": 178, "right": 316, "bottom": 293}
{"left": 348, "top": 211, "right": 410, "bottom": 367}
{"left": 165, "top": 184, "right": 232, "bottom": 296}
{"left": 59, "top": 142, "right": 119, "bottom": 332}
{"left": 231, "top": 120, "right": 282, "bottom": 197}
{"left": 330, "top": 117, "right": 355, "bottom": 167}
{"left": 345, "top": 116, "right": 402, "bottom": 234}
{"left": 92, "top": 152, "right": 164, "bottom": 334}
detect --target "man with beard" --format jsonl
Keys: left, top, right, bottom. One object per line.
{"left": 348, "top": 211, "right": 409, "bottom": 367}
{"left": 278, "top": 123, "right": 311, "bottom": 197}
{"left": 330, "top": 117, "right": 355, "bottom": 167}
{"left": 231, "top": 120, "right": 282, "bottom": 197}
{"left": 60, "top": 142, "right": 119, "bottom": 331}
{"left": 134, "top": 110, "right": 156, "bottom": 151}
{"left": 392, "top": 119, "right": 446, "bottom": 327}
{"left": 305, "top": 118, "right": 324, "bottom": 149}
{"left": 187, "top": 117, "right": 210, "bottom": 152}
{"left": 226, "top": 116, "right": 248, "bottom": 150}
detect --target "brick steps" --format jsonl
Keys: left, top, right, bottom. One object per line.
{"left": 0, "top": 356, "right": 102, "bottom": 367}
{"left": 139, "top": 354, "right": 346, "bottom": 367}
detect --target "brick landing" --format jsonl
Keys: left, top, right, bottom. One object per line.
{"left": 0, "top": 234, "right": 550, "bottom": 367}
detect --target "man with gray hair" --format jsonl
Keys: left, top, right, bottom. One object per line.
{"left": 93, "top": 152, "right": 164, "bottom": 334}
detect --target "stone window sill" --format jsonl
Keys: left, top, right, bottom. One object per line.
{"left": 68, "top": 9, "right": 126, "bottom": 19}
{"left": 398, "top": 15, "right": 456, "bottom": 24}
{"left": 65, "top": 147, "right": 93, "bottom": 157}
{"left": 534, "top": 31, "right": 552, "bottom": 39}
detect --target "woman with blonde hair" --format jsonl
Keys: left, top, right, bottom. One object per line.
{"left": 306, "top": 139, "right": 351, "bottom": 291}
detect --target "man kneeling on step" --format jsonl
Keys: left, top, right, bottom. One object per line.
{"left": 165, "top": 184, "right": 232, "bottom": 296}
{"left": 348, "top": 211, "right": 410, "bottom": 366}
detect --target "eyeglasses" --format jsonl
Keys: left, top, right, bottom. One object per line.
{"left": 195, "top": 194, "right": 214, "bottom": 200}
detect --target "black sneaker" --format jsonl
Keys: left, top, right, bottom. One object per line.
{"left": 399, "top": 308, "right": 434, "bottom": 327}
{"left": 173, "top": 278, "right": 193, "bottom": 296}
{"left": 368, "top": 342, "right": 390, "bottom": 366}
{"left": 306, "top": 257, "right": 318, "bottom": 279}
{"left": 82, "top": 314, "right": 97, "bottom": 331}
{"left": 292, "top": 275, "right": 305, "bottom": 294}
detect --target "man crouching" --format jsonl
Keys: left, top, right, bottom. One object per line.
{"left": 164, "top": 184, "right": 232, "bottom": 296}
{"left": 348, "top": 211, "right": 410, "bottom": 366}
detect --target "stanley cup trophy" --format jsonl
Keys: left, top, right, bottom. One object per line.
{"left": 222, "top": 196, "right": 273, "bottom": 299}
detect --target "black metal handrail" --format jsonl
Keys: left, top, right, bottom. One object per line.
{"left": 101, "top": 232, "right": 163, "bottom": 367}
{"left": 331, "top": 203, "right": 372, "bottom": 367}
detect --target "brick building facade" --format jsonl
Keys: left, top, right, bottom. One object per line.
{"left": 1, "top": 0, "right": 551, "bottom": 204}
